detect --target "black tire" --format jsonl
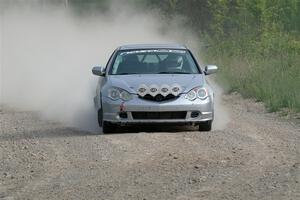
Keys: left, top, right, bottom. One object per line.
{"left": 199, "top": 120, "right": 212, "bottom": 131}
{"left": 97, "top": 109, "right": 103, "bottom": 127}
{"left": 102, "top": 121, "right": 117, "bottom": 134}
{"left": 98, "top": 108, "right": 118, "bottom": 134}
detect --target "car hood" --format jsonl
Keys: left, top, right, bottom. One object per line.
{"left": 108, "top": 74, "right": 205, "bottom": 94}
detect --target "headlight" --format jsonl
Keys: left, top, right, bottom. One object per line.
{"left": 185, "top": 87, "right": 208, "bottom": 101}
{"left": 120, "top": 90, "right": 132, "bottom": 101}
{"left": 186, "top": 89, "right": 197, "bottom": 101}
{"left": 108, "top": 87, "right": 132, "bottom": 101}
{"left": 197, "top": 88, "right": 208, "bottom": 99}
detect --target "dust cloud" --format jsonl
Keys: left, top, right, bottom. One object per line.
{"left": 0, "top": 1, "right": 229, "bottom": 132}
{"left": 209, "top": 79, "right": 231, "bottom": 130}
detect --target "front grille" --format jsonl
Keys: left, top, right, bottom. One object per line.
{"left": 132, "top": 111, "right": 187, "bottom": 120}
{"left": 139, "top": 94, "right": 178, "bottom": 102}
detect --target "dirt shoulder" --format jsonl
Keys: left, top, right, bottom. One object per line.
{"left": 0, "top": 93, "right": 299, "bottom": 200}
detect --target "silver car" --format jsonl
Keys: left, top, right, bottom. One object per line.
{"left": 92, "top": 44, "right": 217, "bottom": 133}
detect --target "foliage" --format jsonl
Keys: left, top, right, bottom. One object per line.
{"left": 65, "top": 0, "right": 300, "bottom": 111}
{"left": 143, "top": 0, "right": 300, "bottom": 112}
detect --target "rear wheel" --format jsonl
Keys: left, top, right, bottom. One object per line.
{"left": 198, "top": 120, "right": 212, "bottom": 131}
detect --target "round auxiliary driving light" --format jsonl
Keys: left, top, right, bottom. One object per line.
{"left": 149, "top": 84, "right": 159, "bottom": 97}
{"left": 137, "top": 84, "right": 148, "bottom": 97}
{"left": 171, "top": 83, "right": 182, "bottom": 96}
{"left": 160, "top": 84, "right": 170, "bottom": 97}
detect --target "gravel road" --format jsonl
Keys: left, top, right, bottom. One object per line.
{"left": 0, "top": 93, "right": 299, "bottom": 200}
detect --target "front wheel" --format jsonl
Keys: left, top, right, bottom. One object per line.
{"left": 198, "top": 120, "right": 212, "bottom": 131}
{"left": 98, "top": 109, "right": 118, "bottom": 134}
{"left": 102, "top": 121, "right": 118, "bottom": 134}
{"left": 98, "top": 109, "right": 103, "bottom": 127}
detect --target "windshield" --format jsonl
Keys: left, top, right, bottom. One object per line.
{"left": 109, "top": 49, "right": 200, "bottom": 75}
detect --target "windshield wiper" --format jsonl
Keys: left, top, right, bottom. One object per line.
{"left": 158, "top": 72, "right": 192, "bottom": 74}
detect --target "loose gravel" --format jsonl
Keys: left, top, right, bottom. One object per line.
{"left": 0, "top": 94, "right": 299, "bottom": 200}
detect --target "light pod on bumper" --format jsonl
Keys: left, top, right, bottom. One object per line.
{"left": 171, "top": 83, "right": 182, "bottom": 96}
{"left": 160, "top": 84, "right": 170, "bottom": 97}
{"left": 149, "top": 84, "right": 159, "bottom": 97}
{"left": 137, "top": 84, "right": 148, "bottom": 97}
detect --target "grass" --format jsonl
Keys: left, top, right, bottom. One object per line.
{"left": 204, "top": 33, "right": 300, "bottom": 112}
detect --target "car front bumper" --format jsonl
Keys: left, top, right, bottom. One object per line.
{"left": 101, "top": 94, "right": 214, "bottom": 125}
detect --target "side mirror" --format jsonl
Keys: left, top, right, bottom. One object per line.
{"left": 92, "top": 66, "right": 105, "bottom": 76}
{"left": 204, "top": 65, "right": 218, "bottom": 75}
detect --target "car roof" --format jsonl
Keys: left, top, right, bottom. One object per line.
{"left": 118, "top": 44, "right": 187, "bottom": 50}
